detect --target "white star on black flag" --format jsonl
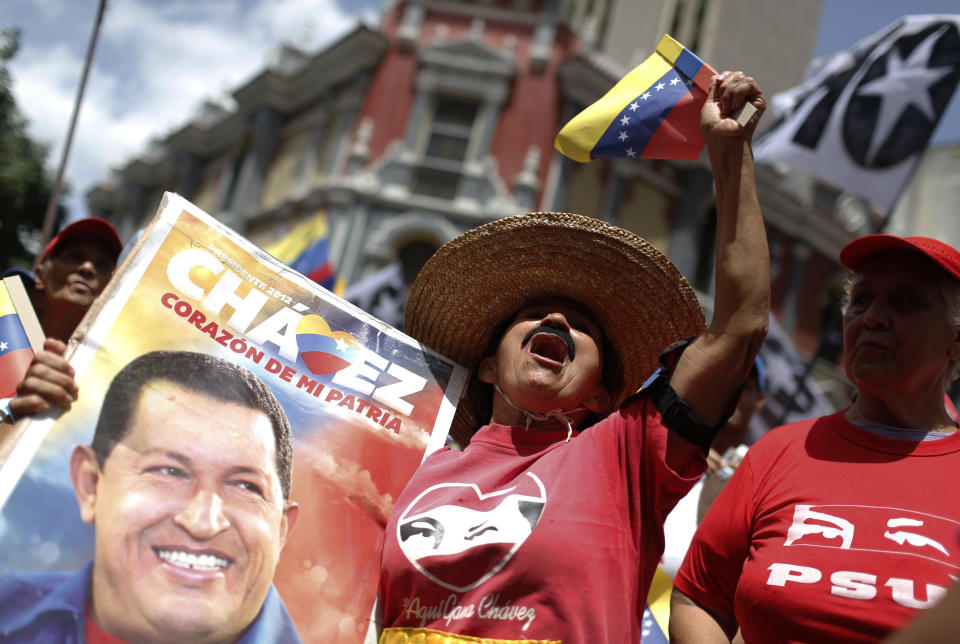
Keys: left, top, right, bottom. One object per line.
{"left": 344, "top": 262, "right": 407, "bottom": 329}
{"left": 754, "top": 14, "right": 960, "bottom": 211}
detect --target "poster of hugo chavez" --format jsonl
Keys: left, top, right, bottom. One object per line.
{"left": 0, "top": 193, "right": 467, "bottom": 643}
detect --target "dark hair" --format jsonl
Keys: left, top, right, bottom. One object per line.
{"left": 92, "top": 351, "right": 294, "bottom": 498}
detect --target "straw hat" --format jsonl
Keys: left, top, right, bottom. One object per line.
{"left": 405, "top": 212, "right": 705, "bottom": 445}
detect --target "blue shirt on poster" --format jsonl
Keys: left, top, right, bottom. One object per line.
{"left": 0, "top": 562, "right": 302, "bottom": 643}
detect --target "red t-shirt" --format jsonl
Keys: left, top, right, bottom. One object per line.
{"left": 379, "top": 397, "right": 704, "bottom": 642}
{"left": 84, "top": 611, "right": 128, "bottom": 644}
{"left": 675, "top": 411, "right": 960, "bottom": 643}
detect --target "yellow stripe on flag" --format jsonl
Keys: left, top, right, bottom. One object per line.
{"left": 0, "top": 282, "right": 16, "bottom": 318}
{"left": 647, "top": 565, "right": 674, "bottom": 634}
{"left": 380, "top": 626, "right": 559, "bottom": 643}
{"left": 264, "top": 212, "right": 329, "bottom": 264}
{"left": 656, "top": 33, "right": 684, "bottom": 66}
{"left": 554, "top": 35, "right": 681, "bottom": 162}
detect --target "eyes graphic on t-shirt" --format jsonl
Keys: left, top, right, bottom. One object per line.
{"left": 396, "top": 473, "right": 547, "bottom": 592}
{"left": 784, "top": 504, "right": 958, "bottom": 565}
{"left": 401, "top": 517, "right": 444, "bottom": 550}
{"left": 399, "top": 493, "right": 543, "bottom": 556}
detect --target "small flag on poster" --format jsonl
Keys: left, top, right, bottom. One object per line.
{"left": 753, "top": 15, "right": 960, "bottom": 211}
{"left": 0, "top": 276, "right": 44, "bottom": 399}
{"left": 265, "top": 212, "right": 343, "bottom": 295}
{"left": 555, "top": 34, "right": 717, "bottom": 162}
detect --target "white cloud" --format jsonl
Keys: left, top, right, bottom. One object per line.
{"left": 10, "top": 0, "right": 358, "bottom": 219}
{"left": 305, "top": 450, "right": 394, "bottom": 525}
{"left": 30, "top": 0, "right": 69, "bottom": 21}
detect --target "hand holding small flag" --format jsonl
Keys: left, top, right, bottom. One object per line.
{"left": 7, "top": 338, "right": 78, "bottom": 421}
{"left": 701, "top": 71, "right": 765, "bottom": 146}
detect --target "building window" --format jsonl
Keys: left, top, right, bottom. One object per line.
{"left": 261, "top": 128, "right": 312, "bottom": 210}
{"left": 397, "top": 239, "right": 439, "bottom": 287}
{"left": 669, "top": 0, "right": 686, "bottom": 39}
{"left": 411, "top": 96, "right": 479, "bottom": 199}
{"left": 312, "top": 111, "right": 345, "bottom": 185}
{"left": 221, "top": 135, "right": 250, "bottom": 212}
{"left": 690, "top": 0, "right": 708, "bottom": 52}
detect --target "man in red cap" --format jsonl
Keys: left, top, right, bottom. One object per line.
{"left": 2, "top": 217, "right": 122, "bottom": 424}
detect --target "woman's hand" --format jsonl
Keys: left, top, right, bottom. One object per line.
{"left": 701, "top": 70, "right": 766, "bottom": 145}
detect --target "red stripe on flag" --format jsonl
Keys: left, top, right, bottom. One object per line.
{"left": 0, "top": 347, "right": 35, "bottom": 398}
{"left": 306, "top": 264, "right": 333, "bottom": 285}
{"left": 693, "top": 65, "right": 715, "bottom": 93}
{"left": 642, "top": 85, "right": 708, "bottom": 160}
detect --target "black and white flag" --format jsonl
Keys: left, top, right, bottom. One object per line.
{"left": 345, "top": 262, "right": 407, "bottom": 330}
{"left": 754, "top": 15, "right": 960, "bottom": 211}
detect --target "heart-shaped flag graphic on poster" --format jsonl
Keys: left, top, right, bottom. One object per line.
{"left": 296, "top": 314, "right": 360, "bottom": 374}
{"left": 396, "top": 473, "right": 547, "bottom": 592}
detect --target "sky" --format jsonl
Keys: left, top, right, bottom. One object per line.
{"left": 3, "top": 0, "right": 960, "bottom": 223}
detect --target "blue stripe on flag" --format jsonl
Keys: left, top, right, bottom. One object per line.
{"left": 673, "top": 48, "right": 706, "bottom": 84}
{"left": 290, "top": 238, "right": 331, "bottom": 275}
{"left": 641, "top": 605, "right": 670, "bottom": 643}
{"left": 0, "top": 313, "right": 31, "bottom": 357}
{"left": 592, "top": 68, "right": 695, "bottom": 159}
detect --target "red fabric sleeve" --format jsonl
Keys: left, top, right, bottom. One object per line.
{"left": 673, "top": 448, "right": 756, "bottom": 620}
{"left": 588, "top": 397, "right": 705, "bottom": 546}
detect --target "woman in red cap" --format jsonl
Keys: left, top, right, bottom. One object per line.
{"left": 671, "top": 235, "right": 960, "bottom": 643}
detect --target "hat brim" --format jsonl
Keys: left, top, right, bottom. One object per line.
{"left": 405, "top": 212, "right": 705, "bottom": 445}
{"left": 840, "top": 234, "right": 960, "bottom": 282}
{"left": 39, "top": 217, "right": 122, "bottom": 266}
{"left": 839, "top": 235, "right": 923, "bottom": 271}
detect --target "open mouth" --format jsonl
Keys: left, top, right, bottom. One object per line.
{"left": 523, "top": 327, "right": 575, "bottom": 364}
{"left": 154, "top": 547, "right": 232, "bottom": 571}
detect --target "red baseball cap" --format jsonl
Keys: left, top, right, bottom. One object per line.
{"left": 37, "top": 217, "right": 123, "bottom": 266}
{"left": 839, "top": 234, "right": 960, "bottom": 282}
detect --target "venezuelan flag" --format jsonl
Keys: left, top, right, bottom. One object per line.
{"left": 265, "top": 212, "right": 344, "bottom": 296}
{"left": 641, "top": 566, "right": 673, "bottom": 643}
{"left": 555, "top": 34, "right": 716, "bottom": 162}
{"left": 0, "top": 282, "right": 35, "bottom": 399}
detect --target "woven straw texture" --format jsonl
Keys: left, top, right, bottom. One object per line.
{"left": 405, "top": 212, "right": 705, "bottom": 445}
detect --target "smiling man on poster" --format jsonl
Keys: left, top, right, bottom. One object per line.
{"left": 0, "top": 350, "right": 301, "bottom": 643}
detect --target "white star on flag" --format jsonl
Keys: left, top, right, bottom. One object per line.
{"left": 618, "top": 130, "right": 629, "bottom": 141}
{"left": 669, "top": 76, "right": 681, "bottom": 86}
{"left": 620, "top": 115, "right": 631, "bottom": 125}
{"left": 625, "top": 147, "right": 636, "bottom": 157}
{"left": 753, "top": 15, "right": 960, "bottom": 211}
{"left": 335, "top": 336, "right": 348, "bottom": 352}
{"left": 0, "top": 341, "right": 7, "bottom": 351}
{"left": 640, "top": 92, "right": 651, "bottom": 101}
{"left": 855, "top": 25, "right": 953, "bottom": 164}
{"left": 655, "top": 82, "right": 665, "bottom": 91}
{"left": 629, "top": 101, "right": 640, "bottom": 111}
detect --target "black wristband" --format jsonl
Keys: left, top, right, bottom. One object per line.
{"left": 643, "top": 369, "right": 723, "bottom": 454}
{"left": 634, "top": 337, "right": 741, "bottom": 454}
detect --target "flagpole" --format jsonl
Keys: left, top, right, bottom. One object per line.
{"left": 36, "top": 0, "right": 108, "bottom": 260}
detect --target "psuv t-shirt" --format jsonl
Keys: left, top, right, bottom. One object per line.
{"left": 675, "top": 412, "right": 960, "bottom": 643}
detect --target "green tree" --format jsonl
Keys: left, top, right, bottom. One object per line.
{"left": 0, "top": 27, "right": 65, "bottom": 269}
